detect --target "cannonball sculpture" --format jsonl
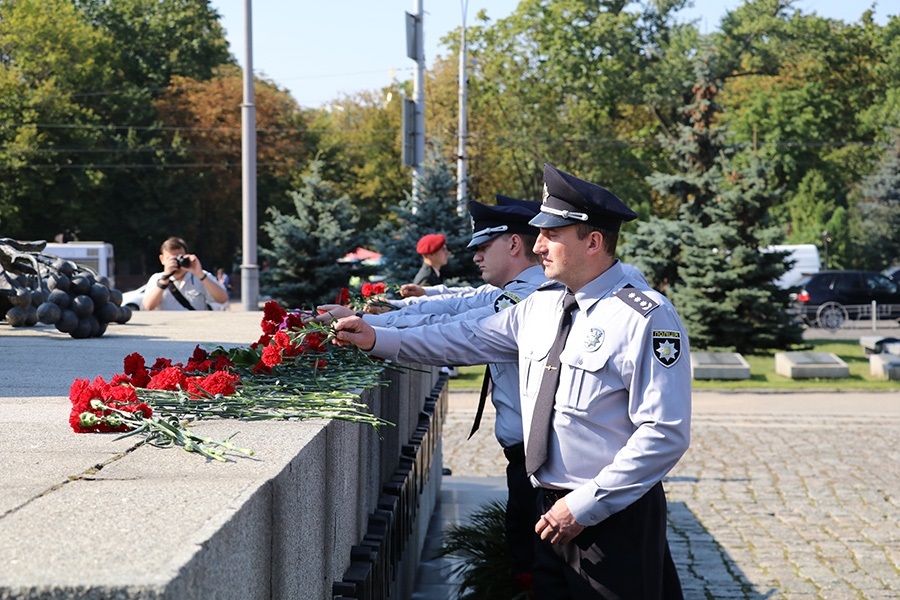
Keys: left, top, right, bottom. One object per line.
{"left": 1, "top": 238, "right": 131, "bottom": 338}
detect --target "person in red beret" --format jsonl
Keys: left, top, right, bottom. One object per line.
{"left": 413, "top": 233, "right": 450, "bottom": 286}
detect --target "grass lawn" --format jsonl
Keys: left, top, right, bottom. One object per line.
{"left": 447, "top": 339, "right": 900, "bottom": 392}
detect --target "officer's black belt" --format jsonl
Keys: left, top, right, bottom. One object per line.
{"left": 502, "top": 442, "right": 525, "bottom": 463}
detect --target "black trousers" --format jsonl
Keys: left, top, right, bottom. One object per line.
{"left": 505, "top": 443, "right": 539, "bottom": 583}
{"left": 533, "top": 481, "right": 683, "bottom": 600}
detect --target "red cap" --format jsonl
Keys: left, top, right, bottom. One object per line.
{"left": 416, "top": 233, "right": 446, "bottom": 255}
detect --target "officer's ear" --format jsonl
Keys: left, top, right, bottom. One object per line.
{"left": 508, "top": 234, "right": 521, "bottom": 254}
{"left": 585, "top": 230, "right": 605, "bottom": 257}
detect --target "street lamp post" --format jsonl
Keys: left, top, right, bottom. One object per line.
{"left": 456, "top": 0, "right": 468, "bottom": 215}
{"left": 822, "top": 230, "right": 832, "bottom": 269}
{"left": 240, "top": 0, "right": 259, "bottom": 311}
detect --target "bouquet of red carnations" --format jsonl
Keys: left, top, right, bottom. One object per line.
{"left": 69, "top": 302, "right": 390, "bottom": 461}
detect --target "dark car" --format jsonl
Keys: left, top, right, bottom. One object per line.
{"left": 884, "top": 265, "right": 900, "bottom": 285}
{"left": 794, "top": 270, "right": 900, "bottom": 329}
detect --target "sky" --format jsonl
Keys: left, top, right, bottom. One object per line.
{"left": 208, "top": 0, "right": 893, "bottom": 109}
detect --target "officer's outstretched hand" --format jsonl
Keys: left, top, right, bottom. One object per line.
{"left": 306, "top": 304, "right": 353, "bottom": 325}
{"left": 332, "top": 316, "right": 376, "bottom": 352}
{"left": 400, "top": 283, "right": 425, "bottom": 297}
{"left": 535, "top": 498, "right": 584, "bottom": 545}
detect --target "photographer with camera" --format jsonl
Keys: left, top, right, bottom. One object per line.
{"left": 141, "top": 237, "right": 228, "bottom": 311}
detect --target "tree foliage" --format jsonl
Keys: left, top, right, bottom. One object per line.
{"left": 852, "top": 134, "right": 900, "bottom": 269}
{"left": 373, "top": 153, "right": 479, "bottom": 286}
{"left": 2, "top": 0, "right": 899, "bottom": 328}
{"left": 259, "top": 160, "right": 358, "bottom": 308}
{"left": 625, "top": 49, "right": 803, "bottom": 352}
{"left": 153, "top": 66, "right": 313, "bottom": 268}
{"left": 309, "top": 88, "right": 410, "bottom": 232}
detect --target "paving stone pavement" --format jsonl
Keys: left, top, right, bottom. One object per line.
{"left": 439, "top": 389, "right": 900, "bottom": 599}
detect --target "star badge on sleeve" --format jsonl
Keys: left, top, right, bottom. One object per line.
{"left": 652, "top": 330, "right": 682, "bottom": 367}
{"left": 493, "top": 292, "right": 522, "bottom": 312}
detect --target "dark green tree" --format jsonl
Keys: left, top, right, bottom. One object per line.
{"left": 74, "top": 0, "right": 232, "bottom": 87}
{"left": 373, "top": 153, "right": 478, "bottom": 286}
{"left": 0, "top": 0, "right": 237, "bottom": 283}
{"left": 259, "top": 160, "right": 359, "bottom": 308}
{"left": 621, "top": 217, "right": 691, "bottom": 294}
{"left": 852, "top": 135, "right": 900, "bottom": 269}
{"left": 625, "top": 49, "right": 802, "bottom": 352}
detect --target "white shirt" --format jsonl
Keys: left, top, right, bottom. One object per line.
{"left": 146, "top": 271, "right": 224, "bottom": 310}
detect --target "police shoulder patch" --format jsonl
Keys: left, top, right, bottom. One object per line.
{"left": 613, "top": 284, "right": 659, "bottom": 317}
{"left": 652, "top": 330, "right": 682, "bottom": 367}
{"left": 493, "top": 291, "right": 522, "bottom": 312}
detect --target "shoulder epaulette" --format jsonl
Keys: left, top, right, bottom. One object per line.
{"left": 536, "top": 281, "right": 565, "bottom": 292}
{"left": 614, "top": 284, "right": 659, "bottom": 317}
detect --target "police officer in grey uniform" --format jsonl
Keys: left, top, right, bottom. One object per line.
{"left": 331, "top": 164, "right": 691, "bottom": 599}
{"left": 317, "top": 196, "right": 548, "bottom": 590}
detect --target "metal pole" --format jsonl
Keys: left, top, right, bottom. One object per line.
{"left": 412, "top": 0, "right": 425, "bottom": 201}
{"left": 456, "top": 0, "right": 468, "bottom": 215}
{"left": 241, "top": 0, "right": 259, "bottom": 311}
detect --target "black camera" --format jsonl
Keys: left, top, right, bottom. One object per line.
{"left": 175, "top": 253, "right": 192, "bottom": 268}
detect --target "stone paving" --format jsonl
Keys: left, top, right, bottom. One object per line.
{"left": 438, "top": 390, "right": 900, "bottom": 599}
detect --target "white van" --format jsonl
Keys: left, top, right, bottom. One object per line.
{"left": 764, "top": 244, "right": 821, "bottom": 289}
{"left": 44, "top": 242, "right": 116, "bottom": 288}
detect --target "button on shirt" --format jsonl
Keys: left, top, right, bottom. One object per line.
{"left": 369, "top": 261, "right": 691, "bottom": 527}
{"left": 367, "top": 265, "right": 548, "bottom": 448}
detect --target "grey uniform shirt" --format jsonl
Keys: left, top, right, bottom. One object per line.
{"left": 369, "top": 261, "right": 692, "bottom": 526}
{"left": 388, "top": 282, "right": 487, "bottom": 308}
{"left": 368, "top": 265, "right": 548, "bottom": 448}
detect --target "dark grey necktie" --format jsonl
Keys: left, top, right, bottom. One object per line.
{"left": 525, "top": 292, "right": 577, "bottom": 477}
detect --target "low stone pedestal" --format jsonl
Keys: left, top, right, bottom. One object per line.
{"left": 775, "top": 352, "right": 849, "bottom": 379}
{"left": 859, "top": 335, "right": 900, "bottom": 355}
{"left": 691, "top": 352, "right": 751, "bottom": 380}
{"left": 869, "top": 353, "right": 900, "bottom": 380}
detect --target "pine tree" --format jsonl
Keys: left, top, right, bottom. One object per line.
{"left": 625, "top": 49, "right": 803, "bottom": 352}
{"left": 853, "top": 135, "right": 900, "bottom": 269}
{"left": 259, "top": 160, "right": 359, "bottom": 308}
{"left": 786, "top": 169, "right": 851, "bottom": 268}
{"left": 373, "top": 152, "right": 479, "bottom": 286}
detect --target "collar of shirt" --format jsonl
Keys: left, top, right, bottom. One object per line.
{"left": 503, "top": 264, "right": 549, "bottom": 289}
{"left": 572, "top": 261, "right": 632, "bottom": 313}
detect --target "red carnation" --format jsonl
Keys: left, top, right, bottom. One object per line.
{"left": 300, "top": 332, "right": 326, "bottom": 353}
{"left": 261, "top": 343, "right": 283, "bottom": 368}
{"left": 149, "top": 357, "right": 173, "bottom": 375}
{"left": 261, "top": 301, "right": 287, "bottom": 334}
{"left": 284, "top": 312, "right": 305, "bottom": 331}
{"left": 186, "top": 371, "right": 240, "bottom": 397}
{"left": 147, "top": 366, "right": 188, "bottom": 391}
{"left": 185, "top": 346, "right": 213, "bottom": 372}
{"left": 212, "top": 354, "right": 235, "bottom": 372}
{"left": 123, "top": 353, "right": 146, "bottom": 376}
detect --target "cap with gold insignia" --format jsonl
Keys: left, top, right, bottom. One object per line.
{"left": 466, "top": 195, "right": 541, "bottom": 249}
{"left": 529, "top": 163, "right": 637, "bottom": 231}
